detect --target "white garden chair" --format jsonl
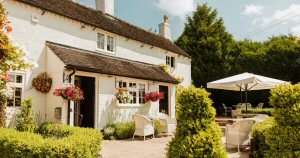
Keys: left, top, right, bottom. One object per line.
{"left": 257, "top": 103, "right": 264, "bottom": 109}
{"left": 226, "top": 119, "right": 256, "bottom": 152}
{"left": 222, "top": 103, "right": 232, "bottom": 117}
{"left": 158, "top": 113, "right": 177, "bottom": 135}
{"left": 132, "top": 114, "right": 154, "bottom": 141}
{"left": 253, "top": 114, "right": 269, "bottom": 122}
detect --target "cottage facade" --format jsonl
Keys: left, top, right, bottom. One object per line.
{"left": 4, "top": 0, "right": 191, "bottom": 129}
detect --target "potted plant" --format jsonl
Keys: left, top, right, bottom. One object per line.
{"left": 145, "top": 91, "right": 164, "bottom": 102}
{"left": 115, "top": 88, "right": 133, "bottom": 104}
{"left": 53, "top": 85, "right": 84, "bottom": 102}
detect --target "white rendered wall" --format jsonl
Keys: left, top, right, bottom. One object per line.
{"left": 4, "top": 1, "right": 192, "bottom": 126}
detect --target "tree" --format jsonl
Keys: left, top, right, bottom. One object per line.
{"left": 0, "top": 3, "right": 34, "bottom": 126}
{"left": 175, "top": 4, "right": 233, "bottom": 87}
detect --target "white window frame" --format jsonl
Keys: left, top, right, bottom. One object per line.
{"left": 97, "top": 33, "right": 105, "bottom": 50}
{"left": 117, "top": 80, "right": 146, "bottom": 106}
{"left": 166, "top": 55, "right": 175, "bottom": 68}
{"left": 7, "top": 73, "right": 25, "bottom": 107}
{"left": 96, "top": 32, "right": 116, "bottom": 53}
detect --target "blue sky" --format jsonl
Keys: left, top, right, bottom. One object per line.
{"left": 77, "top": 0, "right": 300, "bottom": 41}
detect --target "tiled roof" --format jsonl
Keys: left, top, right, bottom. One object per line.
{"left": 16, "top": 0, "right": 191, "bottom": 58}
{"left": 46, "top": 42, "right": 180, "bottom": 84}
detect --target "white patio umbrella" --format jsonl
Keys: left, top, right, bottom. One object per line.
{"left": 207, "top": 72, "right": 288, "bottom": 111}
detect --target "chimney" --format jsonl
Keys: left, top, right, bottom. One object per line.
{"left": 159, "top": 15, "right": 172, "bottom": 40}
{"left": 95, "top": 0, "right": 114, "bottom": 16}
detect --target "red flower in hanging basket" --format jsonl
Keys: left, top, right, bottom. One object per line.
{"left": 53, "top": 85, "right": 84, "bottom": 102}
{"left": 145, "top": 91, "right": 164, "bottom": 102}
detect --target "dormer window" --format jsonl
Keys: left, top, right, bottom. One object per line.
{"left": 97, "top": 33, "right": 115, "bottom": 53}
{"left": 166, "top": 56, "right": 175, "bottom": 68}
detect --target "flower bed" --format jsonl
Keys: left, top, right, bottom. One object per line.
{"left": 0, "top": 123, "right": 102, "bottom": 158}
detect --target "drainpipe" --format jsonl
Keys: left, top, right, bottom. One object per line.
{"left": 67, "top": 66, "right": 76, "bottom": 125}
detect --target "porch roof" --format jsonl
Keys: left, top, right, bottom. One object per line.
{"left": 46, "top": 42, "right": 180, "bottom": 84}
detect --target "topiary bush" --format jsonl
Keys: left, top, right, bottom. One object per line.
{"left": 154, "top": 119, "right": 161, "bottom": 135}
{"left": 15, "top": 98, "right": 36, "bottom": 132}
{"left": 103, "top": 125, "right": 116, "bottom": 140}
{"left": 0, "top": 123, "right": 102, "bottom": 158}
{"left": 115, "top": 122, "right": 135, "bottom": 139}
{"left": 252, "top": 83, "right": 300, "bottom": 158}
{"left": 167, "top": 86, "right": 227, "bottom": 158}
{"left": 241, "top": 108, "right": 273, "bottom": 116}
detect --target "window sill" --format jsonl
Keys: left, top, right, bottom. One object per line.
{"left": 117, "top": 103, "right": 146, "bottom": 107}
{"left": 95, "top": 48, "right": 115, "bottom": 55}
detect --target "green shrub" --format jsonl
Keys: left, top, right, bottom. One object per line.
{"left": 270, "top": 83, "right": 300, "bottom": 126}
{"left": 252, "top": 117, "right": 275, "bottom": 158}
{"left": 0, "top": 96, "right": 6, "bottom": 127}
{"left": 0, "top": 123, "right": 102, "bottom": 158}
{"left": 252, "top": 83, "right": 300, "bottom": 158}
{"left": 241, "top": 108, "right": 273, "bottom": 116}
{"left": 103, "top": 126, "right": 116, "bottom": 140}
{"left": 154, "top": 120, "right": 161, "bottom": 135}
{"left": 15, "top": 98, "right": 36, "bottom": 132}
{"left": 115, "top": 122, "right": 135, "bottom": 139}
{"left": 36, "top": 122, "right": 71, "bottom": 139}
{"left": 167, "top": 86, "right": 227, "bottom": 158}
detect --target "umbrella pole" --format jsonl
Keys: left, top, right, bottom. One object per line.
{"left": 245, "top": 89, "right": 248, "bottom": 112}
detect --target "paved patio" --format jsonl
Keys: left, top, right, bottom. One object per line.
{"left": 101, "top": 136, "right": 250, "bottom": 158}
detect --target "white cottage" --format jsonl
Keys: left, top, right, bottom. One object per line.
{"left": 4, "top": 0, "right": 192, "bottom": 129}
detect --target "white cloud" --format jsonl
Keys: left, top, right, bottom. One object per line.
{"left": 291, "top": 25, "right": 300, "bottom": 36}
{"left": 243, "top": 4, "right": 264, "bottom": 15}
{"left": 254, "top": 4, "right": 300, "bottom": 26}
{"left": 155, "top": 0, "right": 197, "bottom": 20}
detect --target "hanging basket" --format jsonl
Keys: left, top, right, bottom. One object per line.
{"left": 32, "top": 72, "right": 52, "bottom": 93}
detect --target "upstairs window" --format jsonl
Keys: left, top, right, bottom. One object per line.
{"left": 97, "top": 33, "right": 115, "bottom": 53}
{"left": 166, "top": 56, "right": 175, "bottom": 68}
{"left": 7, "top": 74, "right": 24, "bottom": 107}
{"left": 107, "top": 36, "right": 115, "bottom": 52}
{"left": 97, "top": 33, "right": 105, "bottom": 50}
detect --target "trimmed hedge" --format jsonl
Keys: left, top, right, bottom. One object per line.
{"left": 167, "top": 87, "right": 227, "bottom": 158}
{"left": 241, "top": 108, "right": 273, "bottom": 116}
{"left": 252, "top": 117, "right": 275, "bottom": 158}
{"left": 0, "top": 123, "right": 102, "bottom": 158}
{"left": 252, "top": 84, "right": 300, "bottom": 158}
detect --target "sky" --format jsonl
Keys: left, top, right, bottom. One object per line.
{"left": 77, "top": 0, "right": 300, "bottom": 41}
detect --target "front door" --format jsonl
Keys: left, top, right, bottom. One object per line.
{"left": 74, "top": 76, "right": 95, "bottom": 128}
{"left": 159, "top": 85, "right": 169, "bottom": 115}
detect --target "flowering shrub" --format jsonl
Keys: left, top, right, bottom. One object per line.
{"left": 115, "top": 88, "right": 133, "bottom": 103}
{"left": 53, "top": 86, "right": 84, "bottom": 102}
{"left": 145, "top": 91, "right": 164, "bottom": 102}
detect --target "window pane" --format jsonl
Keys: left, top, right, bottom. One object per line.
{"left": 15, "top": 88, "right": 22, "bottom": 97}
{"left": 107, "top": 36, "right": 114, "bottom": 52}
{"left": 9, "top": 74, "right": 15, "bottom": 83}
{"left": 166, "top": 56, "right": 170, "bottom": 66}
{"left": 97, "top": 33, "right": 105, "bottom": 50}
{"left": 16, "top": 75, "right": 23, "bottom": 83}
{"left": 129, "top": 82, "right": 136, "bottom": 88}
{"left": 171, "top": 57, "right": 175, "bottom": 68}
{"left": 130, "top": 91, "right": 137, "bottom": 104}
{"left": 7, "top": 98, "right": 13, "bottom": 107}
{"left": 139, "top": 84, "right": 145, "bottom": 104}
{"left": 15, "top": 98, "right": 21, "bottom": 107}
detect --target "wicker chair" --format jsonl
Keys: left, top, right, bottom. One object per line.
{"left": 158, "top": 113, "right": 177, "bottom": 135}
{"left": 226, "top": 119, "right": 256, "bottom": 152}
{"left": 132, "top": 114, "right": 154, "bottom": 141}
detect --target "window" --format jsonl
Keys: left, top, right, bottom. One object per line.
{"left": 97, "top": 33, "right": 105, "bottom": 50}
{"left": 166, "top": 56, "right": 175, "bottom": 68}
{"left": 7, "top": 74, "right": 24, "bottom": 107}
{"left": 117, "top": 80, "right": 146, "bottom": 105}
{"left": 107, "top": 36, "right": 115, "bottom": 52}
{"left": 139, "top": 84, "right": 145, "bottom": 104}
{"left": 129, "top": 91, "right": 137, "bottom": 104}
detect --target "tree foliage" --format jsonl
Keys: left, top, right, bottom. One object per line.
{"left": 175, "top": 4, "right": 233, "bottom": 87}
{"left": 15, "top": 98, "right": 36, "bottom": 132}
